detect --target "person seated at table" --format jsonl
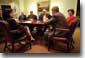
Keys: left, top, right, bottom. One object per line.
{"left": 5, "top": 9, "right": 35, "bottom": 41}
{"left": 36, "top": 9, "right": 51, "bottom": 37}
{"left": 27, "top": 11, "right": 37, "bottom": 21}
{"left": 0, "top": 8, "right": 3, "bottom": 20}
{"left": 44, "top": 6, "right": 69, "bottom": 46}
{"left": 66, "top": 9, "right": 76, "bottom": 26}
{"left": 19, "top": 12, "right": 27, "bottom": 22}
{"left": 39, "top": 9, "right": 51, "bottom": 22}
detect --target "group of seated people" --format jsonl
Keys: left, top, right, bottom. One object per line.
{"left": 0, "top": 6, "right": 77, "bottom": 42}
{"left": 18, "top": 7, "right": 76, "bottom": 26}
{"left": 18, "top": 9, "right": 52, "bottom": 23}
{"left": 0, "top": 8, "right": 35, "bottom": 41}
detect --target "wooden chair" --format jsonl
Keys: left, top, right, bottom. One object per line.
{"left": 47, "top": 18, "right": 79, "bottom": 52}
{"left": 0, "top": 20, "right": 31, "bottom": 53}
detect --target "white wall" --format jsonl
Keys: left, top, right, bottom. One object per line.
{"left": 50, "top": 0, "right": 77, "bottom": 16}
{"left": 0, "top": 0, "right": 78, "bottom": 17}
{"left": 23, "top": 0, "right": 77, "bottom": 16}
{"left": 18, "top": 0, "right": 24, "bottom": 13}
{"left": 24, "top": 0, "right": 38, "bottom": 16}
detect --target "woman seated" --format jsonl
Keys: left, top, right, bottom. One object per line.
{"left": 5, "top": 9, "right": 34, "bottom": 40}
{"left": 66, "top": 9, "right": 76, "bottom": 26}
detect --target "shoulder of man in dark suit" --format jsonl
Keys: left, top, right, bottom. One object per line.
{"left": 39, "top": 13, "right": 43, "bottom": 20}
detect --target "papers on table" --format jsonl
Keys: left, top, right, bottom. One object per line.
{"left": 20, "top": 20, "right": 45, "bottom": 24}
{"left": 24, "top": 21, "right": 32, "bottom": 23}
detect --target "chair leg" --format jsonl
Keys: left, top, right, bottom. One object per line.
{"left": 65, "top": 37, "right": 74, "bottom": 52}
{"left": 11, "top": 42, "right": 14, "bottom": 53}
{"left": 71, "top": 38, "right": 75, "bottom": 49}
{"left": 4, "top": 42, "right": 7, "bottom": 52}
{"left": 27, "top": 38, "right": 31, "bottom": 49}
{"left": 27, "top": 37, "right": 32, "bottom": 49}
{"left": 4, "top": 42, "right": 15, "bottom": 53}
{"left": 66, "top": 42, "right": 70, "bottom": 53}
{"left": 68, "top": 37, "right": 74, "bottom": 49}
{"left": 48, "top": 38, "right": 51, "bottom": 51}
{"left": 29, "top": 41, "right": 32, "bottom": 49}
{"left": 48, "top": 39, "right": 54, "bottom": 51}
{"left": 70, "top": 42, "right": 74, "bottom": 49}
{"left": 26, "top": 35, "right": 32, "bottom": 48}
{"left": 48, "top": 41, "right": 50, "bottom": 51}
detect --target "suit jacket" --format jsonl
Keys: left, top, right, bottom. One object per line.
{"left": 46, "top": 12, "right": 69, "bottom": 29}
{"left": 19, "top": 15, "right": 27, "bottom": 20}
{"left": 27, "top": 15, "right": 37, "bottom": 20}
{"left": 39, "top": 13, "right": 51, "bottom": 21}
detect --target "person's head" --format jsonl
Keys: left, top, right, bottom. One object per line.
{"left": 21, "top": 12, "right": 24, "bottom": 15}
{"left": 6, "top": 9, "right": 15, "bottom": 18}
{"left": 67, "top": 9, "right": 75, "bottom": 16}
{"left": 42, "top": 9, "right": 47, "bottom": 15}
{"left": 30, "top": 11, "right": 33, "bottom": 15}
{"left": 9, "top": 9, "right": 14, "bottom": 17}
{"left": 52, "top": 6, "right": 59, "bottom": 15}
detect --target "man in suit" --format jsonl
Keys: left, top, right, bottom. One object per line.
{"left": 36, "top": 9, "right": 51, "bottom": 37}
{"left": 44, "top": 6, "right": 69, "bottom": 46}
{"left": 46, "top": 6, "right": 69, "bottom": 28}
{"left": 39, "top": 9, "right": 51, "bottom": 22}
{"left": 19, "top": 12, "right": 27, "bottom": 22}
{"left": 27, "top": 11, "right": 37, "bottom": 21}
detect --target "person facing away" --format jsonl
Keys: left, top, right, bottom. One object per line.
{"left": 44, "top": 6, "right": 70, "bottom": 47}
{"left": 27, "top": 11, "right": 37, "bottom": 21}
{"left": 5, "top": 9, "right": 35, "bottom": 40}
{"left": 46, "top": 6, "right": 69, "bottom": 29}
{"left": 39, "top": 9, "right": 51, "bottom": 22}
{"left": 66, "top": 9, "right": 76, "bottom": 26}
{"left": 19, "top": 12, "right": 27, "bottom": 22}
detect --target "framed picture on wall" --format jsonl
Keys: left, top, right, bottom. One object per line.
{"left": 37, "top": 0, "right": 50, "bottom": 15}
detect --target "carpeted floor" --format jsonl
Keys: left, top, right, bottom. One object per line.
{"left": 24, "top": 27, "right": 80, "bottom": 53}
{"left": 0, "top": 27, "right": 80, "bottom": 53}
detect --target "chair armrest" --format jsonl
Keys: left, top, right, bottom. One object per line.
{"left": 55, "top": 28, "right": 70, "bottom": 32}
{"left": 10, "top": 30, "right": 19, "bottom": 33}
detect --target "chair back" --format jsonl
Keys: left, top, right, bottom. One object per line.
{"left": 0, "top": 20, "right": 12, "bottom": 42}
{"left": 70, "top": 18, "right": 79, "bottom": 35}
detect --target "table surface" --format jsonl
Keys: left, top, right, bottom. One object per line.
{"left": 19, "top": 20, "right": 47, "bottom": 25}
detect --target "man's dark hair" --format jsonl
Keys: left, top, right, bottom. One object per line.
{"left": 68, "top": 9, "right": 75, "bottom": 15}
{"left": 52, "top": 6, "right": 59, "bottom": 12}
{"left": 4, "top": 9, "right": 13, "bottom": 19}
